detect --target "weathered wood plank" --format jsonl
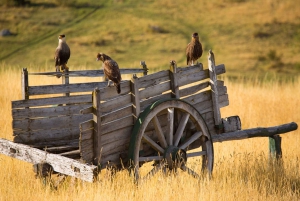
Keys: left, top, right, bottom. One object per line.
{"left": 80, "top": 119, "right": 94, "bottom": 131}
{"left": 131, "top": 75, "right": 141, "bottom": 120}
{"left": 101, "top": 126, "right": 133, "bottom": 146}
{"left": 212, "top": 122, "right": 298, "bottom": 143}
{"left": 136, "top": 70, "right": 170, "bottom": 89}
{"left": 13, "top": 114, "right": 92, "bottom": 131}
{"left": 169, "top": 61, "right": 180, "bottom": 99}
{"left": 93, "top": 88, "right": 102, "bottom": 165}
{"left": 101, "top": 105, "right": 132, "bottom": 124}
{"left": 0, "top": 138, "right": 96, "bottom": 182}
{"left": 22, "top": 68, "right": 29, "bottom": 100}
{"left": 176, "top": 63, "right": 203, "bottom": 73}
{"left": 208, "top": 50, "right": 222, "bottom": 130}
{"left": 12, "top": 103, "right": 92, "bottom": 119}
{"left": 28, "top": 82, "right": 108, "bottom": 96}
{"left": 100, "top": 94, "right": 132, "bottom": 114}
{"left": 80, "top": 128, "right": 93, "bottom": 141}
{"left": 139, "top": 81, "right": 171, "bottom": 100}
{"left": 98, "top": 81, "right": 131, "bottom": 101}
{"left": 101, "top": 138, "right": 131, "bottom": 157}
{"left": 140, "top": 93, "right": 172, "bottom": 112}
{"left": 12, "top": 94, "right": 92, "bottom": 109}
{"left": 178, "top": 64, "right": 225, "bottom": 87}
{"left": 13, "top": 127, "right": 80, "bottom": 143}
{"left": 101, "top": 115, "right": 133, "bottom": 135}
{"left": 179, "top": 82, "right": 209, "bottom": 98}
{"left": 29, "top": 68, "right": 146, "bottom": 77}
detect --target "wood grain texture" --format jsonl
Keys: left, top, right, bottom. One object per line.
{"left": 0, "top": 138, "right": 96, "bottom": 182}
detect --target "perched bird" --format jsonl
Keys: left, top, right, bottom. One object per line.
{"left": 96, "top": 53, "right": 122, "bottom": 94}
{"left": 186, "top": 32, "right": 203, "bottom": 66}
{"left": 54, "top": 34, "right": 70, "bottom": 78}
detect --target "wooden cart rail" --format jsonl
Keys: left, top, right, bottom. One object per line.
{"left": 12, "top": 65, "right": 148, "bottom": 160}
{"left": 79, "top": 54, "right": 229, "bottom": 167}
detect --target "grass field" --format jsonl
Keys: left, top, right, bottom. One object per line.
{"left": 0, "top": 67, "right": 299, "bottom": 201}
{"left": 1, "top": 0, "right": 300, "bottom": 79}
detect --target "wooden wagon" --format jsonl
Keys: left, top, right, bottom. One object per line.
{"left": 0, "top": 50, "right": 297, "bottom": 183}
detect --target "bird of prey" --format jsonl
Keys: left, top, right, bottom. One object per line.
{"left": 186, "top": 32, "right": 203, "bottom": 66}
{"left": 54, "top": 34, "right": 70, "bottom": 78}
{"left": 96, "top": 53, "right": 122, "bottom": 94}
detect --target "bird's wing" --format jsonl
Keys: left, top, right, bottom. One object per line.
{"left": 103, "top": 60, "right": 121, "bottom": 84}
{"left": 55, "top": 47, "right": 61, "bottom": 66}
{"left": 186, "top": 43, "right": 191, "bottom": 65}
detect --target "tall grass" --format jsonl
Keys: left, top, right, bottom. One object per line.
{"left": 0, "top": 68, "right": 299, "bottom": 201}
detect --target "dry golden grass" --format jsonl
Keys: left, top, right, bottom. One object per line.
{"left": 0, "top": 67, "right": 299, "bottom": 201}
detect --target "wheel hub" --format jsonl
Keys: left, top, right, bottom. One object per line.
{"left": 164, "top": 146, "right": 187, "bottom": 169}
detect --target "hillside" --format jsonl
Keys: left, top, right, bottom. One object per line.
{"left": 1, "top": 0, "right": 300, "bottom": 79}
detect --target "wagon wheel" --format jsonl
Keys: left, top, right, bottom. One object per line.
{"left": 128, "top": 99, "right": 214, "bottom": 182}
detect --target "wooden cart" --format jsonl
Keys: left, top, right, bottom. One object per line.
{"left": 0, "top": 51, "right": 297, "bottom": 183}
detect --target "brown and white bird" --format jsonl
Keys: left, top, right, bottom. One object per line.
{"left": 54, "top": 34, "right": 70, "bottom": 78}
{"left": 186, "top": 32, "right": 203, "bottom": 66}
{"left": 96, "top": 53, "right": 122, "bottom": 94}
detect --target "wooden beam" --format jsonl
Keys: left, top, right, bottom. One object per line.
{"left": 0, "top": 138, "right": 97, "bottom": 182}
{"left": 93, "top": 88, "right": 102, "bottom": 166}
{"left": 208, "top": 50, "right": 222, "bottom": 131}
{"left": 169, "top": 60, "right": 179, "bottom": 99}
{"left": 131, "top": 74, "right": 141, "bottom": 120}
{"left": 21, "top": 68, "right": 29, "bottom": 100}
{"left": 212, "top": 122, "right": 298, "bottom": 143}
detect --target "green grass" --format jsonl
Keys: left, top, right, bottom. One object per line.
{"left": 0, "top": 0, "right": 300, "bottom": 79}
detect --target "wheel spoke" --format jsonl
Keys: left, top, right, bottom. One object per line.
{"left": 142, "top": 135, "right": 164, "bottom": 154}
{"left": 167, "top": 108, "right": 174, "bottom": 146}
{"left": 173, "top": 113, "right": 190, "bottom": 146}
{"left": 180, "top": 165, "right": 200, "bottom": 179}
{"left": 139, "top": 155, "right": 163, "bottom": 162}
{"left": 187, "top": 151, "right": 206, "bottom": 158}
{"left": 152, "top": 115, "right": 168, "bottom": 148}
{"left": 179, "top": 131, "right": 202, "bottom": 150}
{"left": 142, "top": 163, "right": 164, "bottom": 180}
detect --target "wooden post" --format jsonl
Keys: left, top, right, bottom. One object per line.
{"left": 131, "top": 74, "right": 141, "bottom": 121}
{"left": 169, "top": 60, "right": 180, "bottom": 99}
{"left": 62, "top": 70, "right": 70, "bottom": 97}
{"left": 208, "top": 50, "right": 222, "bottom": 132}
{"left": 269, "top": 135, "right": 282, "bottom": 160}
{"left": 21, "top": 68, "right": 29, "bottom": 100}
{"left": 93, "top": 88, "right": 102, "bottom": 166}
{"left": 140, "top": 61, "right": 148, "bottom": 76}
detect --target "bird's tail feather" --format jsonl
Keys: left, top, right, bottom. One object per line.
{"left": 116, "top": 84, "right": 121, "bottom": 94}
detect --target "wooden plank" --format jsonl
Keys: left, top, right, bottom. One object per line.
{"left": 99, "top": 81, "right": 131, "bottom": 101}
{"left": 208, "top": 50, "right": 222, "bottom": 130}
{"left": 101, "top": 138, "right": 131, "bottom": 157}
{"left": 80, "top": 119, "right": 94, "bottom": 131}
{"left": 131, "top": 75, "right": 141, "bottom": 120}
{"left": 176, "top": 63, "right": 203, "bottom": 73}
{"left": 22, "top": 68, "right": 29, "bottom": 100}
{"left": 29, "top": 69, "right": 145, "bottom": 77}
{"left": 12, "top": 103, "right": 92, "bottom": 119}
{"left": 101, "top": 115, "right": 133, "bottom": 135}
{"left": 136, "top": 70, "right": 170, "bottom": 89}
{"left": 28, "top": 82, "right": 107, "bottom": 96}
{"left": 179, "top": 82, "right": 209, "bottom": 98}
{"left": 169, "top": 60, "right": 180, "bottom": 99}
{"left": 13, "top": 127, "right": 80, "bottom": 143}
{"left": 101, "top": 126, "right": 133, "bottom": 146}
{"left": 101, "top": 105, "right": 132, "bottom": 124}
{"left": 31, "top": 139, "right": 79, "bottom": 148}
{"left": 12, "top": 94, "right": 91, "bottom": 109}
{"left": 140, "top": 93, "right": 172, "bottom": 112}
{"left": 212, "top": 122, "right": 298, "bottom": 143}
{"left": 0, "top": 138, "right": 97, "bottom": 182}
{"left": 80, "top": 128, "right": 93, "bottom": 141}
{"left": 100, "top": 94, "right": 132, "bottom": 113}
{"left": 13, "top": 114, "right": 92, "bottom": 131}
{"left": 178, "top": 64, "right": 225, "bottom": 87}
{"left": 139, "top": 81, "right": 171, "bottom": 100}
{"left": 93, "top": 88, "right": 102, "bottom": 165}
